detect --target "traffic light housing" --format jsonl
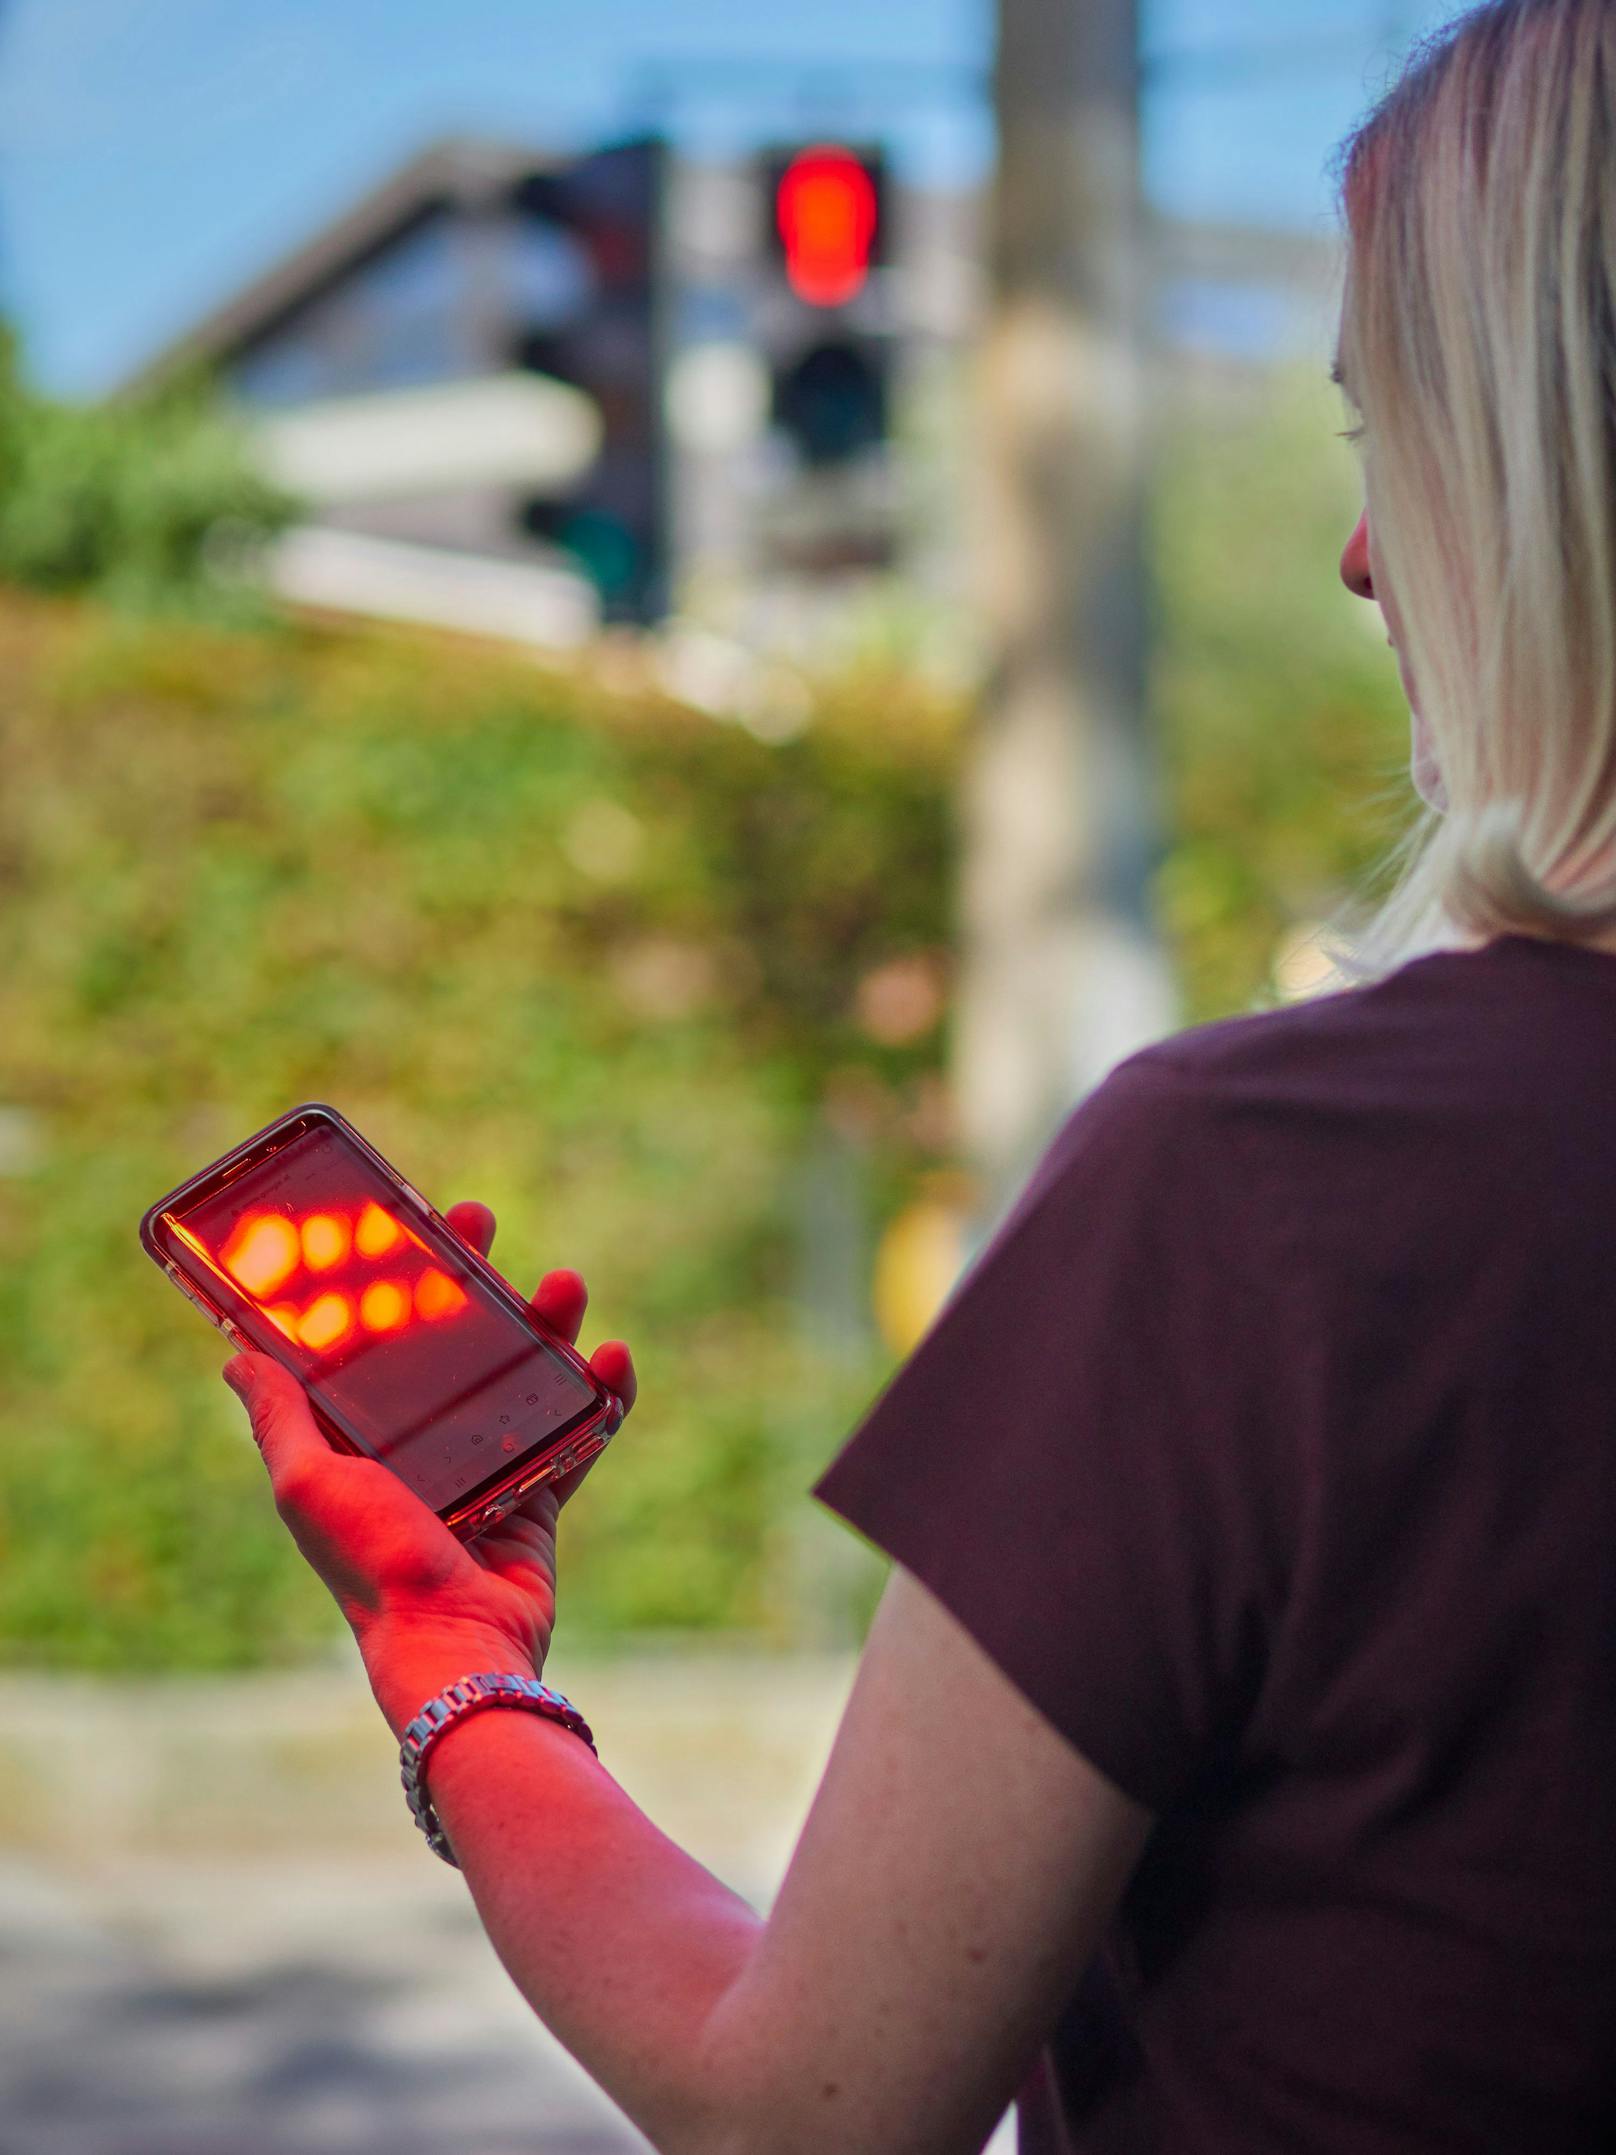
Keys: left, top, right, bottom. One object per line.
{"left": 510, "top": 138, "right": 670, "bottom": 624}
{"left": 759, "top": 143, "right": 892, "bottom": 472}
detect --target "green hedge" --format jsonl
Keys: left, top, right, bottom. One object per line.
{"left": 0, "top": 599, "right": 957, "bottom": 1667}
{"left": 0, "top": 359, "right": 1412, "bottom": 1670}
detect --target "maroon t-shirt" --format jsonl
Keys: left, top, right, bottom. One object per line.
{"left": 811, "top": 933, "right": 1616, "bottom": 2153}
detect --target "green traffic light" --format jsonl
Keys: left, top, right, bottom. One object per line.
{"left": 557, "top": 508, "right": 642, "bottom": 599}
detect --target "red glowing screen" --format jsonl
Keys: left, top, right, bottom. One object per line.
{"left": 774, "top": 146, "right": 879, "bottom": 307}
{"left": 181, "top": 1198, "right": 468, "bottom": 1353}
{"left": 154, "top": 1121, "right": 597, "bottom": 1513}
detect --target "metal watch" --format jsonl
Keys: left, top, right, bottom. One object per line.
{"left": 398, "top": 1672, "right": 598, "bottom": 1867}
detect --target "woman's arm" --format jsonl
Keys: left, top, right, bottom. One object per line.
{"left": 364, "top": 1563, "right": 1153, "bottom": 2155}
{"left": 365, "top": 1629, "right": 766, "bottom": 2155}
{"left": 226, "top": 1204, "right": 1153, "bottom": 2155}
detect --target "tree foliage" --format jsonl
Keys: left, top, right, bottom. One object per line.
{"left": 1149, "top": 364, "right": 1414, "bottom": 1016}
{"left": 0, "top": 327, "right": 298, "bottom": 623}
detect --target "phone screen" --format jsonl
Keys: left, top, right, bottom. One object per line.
{"left": 153, "top": 1119, "right": 598, "bottom": 1513}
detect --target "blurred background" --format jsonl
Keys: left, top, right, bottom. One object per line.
{"left": 0, "top": 2, "right": 1444, "bottom": 2150}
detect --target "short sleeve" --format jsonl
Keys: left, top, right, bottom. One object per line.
{"left": 811, "top": 1050, "right": 1291, "bottom": 1814}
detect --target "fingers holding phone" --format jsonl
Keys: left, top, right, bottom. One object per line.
{"left": 442, "top": 1203, "right": 639, "bottom": 1467}
{"left": 444, "top": 1200, "right": 497, "bottom": 1263}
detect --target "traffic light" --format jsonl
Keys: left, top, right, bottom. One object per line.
{"left": 774, "top": 145, "right": 880, "bottom": 307}
{"left": 510, "top": 138, "right": 670, "bottom": 625}
{"left": 759, "top": 143, "right": 892, "bottom": 472}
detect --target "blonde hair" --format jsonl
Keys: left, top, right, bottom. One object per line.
{"left": 1318, "top": 0, "right": 1616, "bottom": 988}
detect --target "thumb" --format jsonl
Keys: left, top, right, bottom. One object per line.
{"left": 223, "top": 1351, "right": 329, "bottom": 1489}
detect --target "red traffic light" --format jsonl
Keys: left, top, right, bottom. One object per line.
{"left": 774, "top": 146, "right": 879, "bottom": 308}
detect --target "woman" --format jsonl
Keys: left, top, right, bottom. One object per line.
{"left": 224, "top": 3, "right": 1616, "bottom": 2148}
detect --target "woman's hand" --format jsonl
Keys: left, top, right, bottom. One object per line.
{"left": 221, "top": 1201, "right": 635, "bottom": 1729}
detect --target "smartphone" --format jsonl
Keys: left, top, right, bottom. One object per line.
{"left": 139, "top": 1103, "right": 624, "bottom": 1542}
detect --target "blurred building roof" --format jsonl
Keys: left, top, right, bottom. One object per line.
{"left": 117, "top": 137, "right": 563, "bottom": 399}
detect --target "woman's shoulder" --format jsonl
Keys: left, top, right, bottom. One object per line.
{"left": 1113, "top": 958, "right": 1422, "bottom": 1107}
{"left": 1035, "top": 967, "right": 1424, "bottom": 1213}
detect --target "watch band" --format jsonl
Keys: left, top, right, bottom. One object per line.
{"left": 399, "top": 1671, "right": 598, "bottom": 1867}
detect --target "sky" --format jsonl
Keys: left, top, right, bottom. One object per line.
{"left": 0, "top": 0, "right": 1455, "bottom": 401}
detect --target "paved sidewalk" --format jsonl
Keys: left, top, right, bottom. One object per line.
{"left": 1, "top": 1846, "right": 639, "bottom": 2154}
{"left": 3, "top": 1646, "right": 861, "bottom": 2155}
{"left": 0, "top": 1647, "right": 1022, "bottom": 2153}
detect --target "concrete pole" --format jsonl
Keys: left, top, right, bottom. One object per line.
{"left": 958, "top": 0, "right": 1180, "bottom": 1234}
